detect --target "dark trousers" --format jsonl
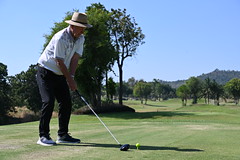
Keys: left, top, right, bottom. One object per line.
{"left": 36, "top": 66, "right": 72, "bottom": 137}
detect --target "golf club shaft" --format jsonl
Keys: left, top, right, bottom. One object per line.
{"left": 75, "top": 90, "right": 121, "bottom": 145}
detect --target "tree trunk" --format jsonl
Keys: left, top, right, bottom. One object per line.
{"left": 140, "top": 98, "right": 143, "bottom": 104}
{"left": 145, "top": 97, "right": 147, "bottom": 105}
{"left": 91, "top": 94, "right": 97, "bottom": 108}
{"left": 119, "top": 66, "right": 123, "bottom": 105}
{"left": 207, "top": 94, "right": 210, "bottom": 104}
{"left": 105, "top": 72, "right": 109, "bottom": 101}
{"left": 92, "top": 76, "right": 102, "bottom": 108}
{"left": 216, "top": 96, "right": 220, "bottom": 106}
{"left": 192, "top": 95, "right": 197, "bottom": 104}
{"left": 182, "top": 99, "right": 184, "bottom": 106}
{"left": 97, "top": 77, "right": 102, "bottom": 107}
{"left": 97, "top": 92, "right": 101, "bottom": 107}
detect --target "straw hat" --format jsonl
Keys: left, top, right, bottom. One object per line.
{"left": 65, "top": 12, "right": 92, "bottom": 28}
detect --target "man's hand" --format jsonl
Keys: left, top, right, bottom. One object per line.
{"left": 56, "top": 58, "right": 77, "bottom": 91}
{"left": 66, "top": 76, "right": 77, "bottom": 91}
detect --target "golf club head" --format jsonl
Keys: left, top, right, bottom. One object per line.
{"left": 120, "top": 144, "right": 130, "bottom": 151}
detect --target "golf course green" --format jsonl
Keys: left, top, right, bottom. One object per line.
{"left": 1, "top": 99, "right": 240, "bottom": 160}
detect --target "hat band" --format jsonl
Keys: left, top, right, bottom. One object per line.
{"left": 72, "top": 20, "right": 88, "bottom": 25}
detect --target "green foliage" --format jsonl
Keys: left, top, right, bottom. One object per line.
{"left": 177, "top": 77, "right": 225, "bottom": 106}
{"left": 127, "top": 77, "right": 137, "bottom": 89}
{"left": 109, "top": 8, "right": 145, "bottom": 105}
{"left": 224, "top": 78, "right": 240, "bottom": 104}
{"left": 42, "top": 10, "right": 76, "bottom": 51}
{"left": 199, "top": 69, "right": 240, "bottom": 84}
{"left": 3, "top": 6, "right": 240, "bottom": 118}
{"left": 150, "top": 79, "right": 160, "bottom": 100}
{"left": 8, "top": 73, "right": 25, "bottom": 107}
{"left": 161, "top": 69, "right": 240, "bottom": 89}
{"left": 0, "top": 63, "right": 12, "bottom": 116}
{"left": 150, "top": 79, "right": 176, "bottom": 101}
{"left": 133, "top": 81, "right": 152, "bottom": 104}
{"left": 158, "top": 83, "right": 175, "bottom": 100}
{"left": 186, "top": 77, "right": 202, "bottom": 104}
{"left": 8, "top": 65, "right": 41, "bottom": 113}
{"left": 176, "top": 84, "right": 190, "bottom": 106}
{"left": 75, "top": 3, "right": 116, "bottom": 107}
{"left": 202, "top": 78, "right": 212, "bottom": 104}
{"left": 209, "top": 80, "right": 224, "bottom": 105}
{"left": 23, "top": 65, "right": 42, "bottom": 113}
{"left": 106, "top": 77, "right": 116, "bottom": 102}
{"left": 115, "top": 81, "right": 134, "bottom": 98}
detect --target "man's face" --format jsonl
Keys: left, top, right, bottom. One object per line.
{"left": 70, "top": 25, "right": 86, "bottom": 39}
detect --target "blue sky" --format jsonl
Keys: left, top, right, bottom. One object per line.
{"left": 0, "top": 0, "right": 239, "bottom": 82}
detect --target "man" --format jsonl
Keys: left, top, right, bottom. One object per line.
{"left": 36, "top": 12, "right": 92, "bottom": 146}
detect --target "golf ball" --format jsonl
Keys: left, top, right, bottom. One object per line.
{"left": 136, "top": 143, "right": 140, "bottom": 148}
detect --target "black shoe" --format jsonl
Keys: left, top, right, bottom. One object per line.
{"left": 56, "top": 133, "right": 80, "bottom": 144}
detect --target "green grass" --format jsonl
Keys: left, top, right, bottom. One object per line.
{"left": 1, "top": 99, "right": 240, "bottom": 160}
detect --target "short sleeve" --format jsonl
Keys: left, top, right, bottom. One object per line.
{"left": 54, "top": 38, "right": 65, "bottom": 59}
{"left": 75, "top": 36, "right": 85, "bottom": 56}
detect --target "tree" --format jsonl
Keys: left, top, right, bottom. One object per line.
{"left": 9, "top": 65, "right": 41, "bottom": 114}
{"left": 133, "top": 81, "right": 152, "bottom": 104}
{"left": 176, "top": 84, "right": 190, "bottom": 106}
{"left": 155, "top": 83, "right": 174, "bottom": 101}
{"left": 210, "top": 80, "right": 224, "bottom": 106}
{"left": 23, "top": 65, "right": 42, "bottom": 113}
{"left": 151, "top": 79, "right": 160, "bottom": 100}
{"left": 106, "top": 77, "right": 116, "bottom": 103}
{"left": 41, "top": 5, "right": 116, "bottom": 107}
{"left": 186, "top": 77, "right": 202, "bottom": 104}
{"left": 114, "top": 77, "right": 137, "bottom": 99}
{"left": 202, "top": 78, "right": 212, "bottom": 104}
{"left": 75, "top": 3, "right": 116, "bottom": 107}
{"left": 115, "top": 81, "right": 132, "bottom": 98}
{"left": 109, "top": 8, "right": 145, "bottom": 105}
{"left": 155, "top": 81, "right": 162, "bottom": 101}
{"left": 224, "top": 78, "right": 240, "bottom": 105}
{"left": 161, "top": 84, "right": 174, "bottom": 100}
{"left": 127, "top": 77, "right": 137, "bottom": 89}
{"left": 142, "top": 83, "right": 152, "bottom": 104}
{"left": 0, "top": 63, "right": 12, "bottom": 116}
{"left": 8, "top": 72, "right": 26, "bottom": 107}
{"left": 126, "top": 77, "right": 137, "bottom": 97}
{"left": 42, "top": 11, "right": 73, "bottom": 51}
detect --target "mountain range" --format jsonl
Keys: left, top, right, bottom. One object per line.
{"left": 159, "top": 69, "right": 240, "bottom": 88}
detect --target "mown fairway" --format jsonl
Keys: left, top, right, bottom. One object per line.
{"left": 1, "top": 99, "right": 240, "bottom": 160}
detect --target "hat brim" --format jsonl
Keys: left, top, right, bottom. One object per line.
{"left": 65, "top": 20, "right": 92, "bottom": 28}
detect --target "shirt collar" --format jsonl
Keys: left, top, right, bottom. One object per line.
{"left": 67, "top": 26, "right": 76, "bottom": 42}
{"left": 66, "top": 26, "right": 84, "bottom": 42}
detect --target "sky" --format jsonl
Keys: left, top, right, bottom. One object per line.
{"left": 0, "top": 0, "right": 239, "bottom": 82}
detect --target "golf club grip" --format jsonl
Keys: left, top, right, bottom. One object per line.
{"left": 75, "top": 90, "right": 121, "bottom": 145}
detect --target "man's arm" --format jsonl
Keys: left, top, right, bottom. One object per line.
{"left": 56, "top": 54, "right": 79, "bottom": 91}
{"left": 69, "top": 53, "right": 80, "bottom": 77}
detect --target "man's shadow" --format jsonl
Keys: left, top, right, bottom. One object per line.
{"left": 57, "top": 142, "right": 204, "bottom": 152}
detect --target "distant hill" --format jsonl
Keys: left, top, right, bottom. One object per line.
{"left": 160, "top": 69, "right": 240, "bottom": 88}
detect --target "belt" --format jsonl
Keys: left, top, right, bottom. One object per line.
{"left": 37, "top": 64, "right": 64, "bottom": 77}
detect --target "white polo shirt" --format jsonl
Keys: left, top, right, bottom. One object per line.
{"left": 38, "top": 26, "right": 84, "bottom": 75}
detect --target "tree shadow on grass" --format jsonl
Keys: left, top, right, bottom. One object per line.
{"left": 57, "top": 142, "right": 204, "bottom": 152}
{"left": 144, "top": 104, "right": 169, "bottom": 108}
{"left": 99, "top": 111, "right": 195, "bottom": 119}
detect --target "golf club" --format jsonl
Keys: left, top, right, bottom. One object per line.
{"left": 75, "top": 90, "right": 130, "bottom": 151}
